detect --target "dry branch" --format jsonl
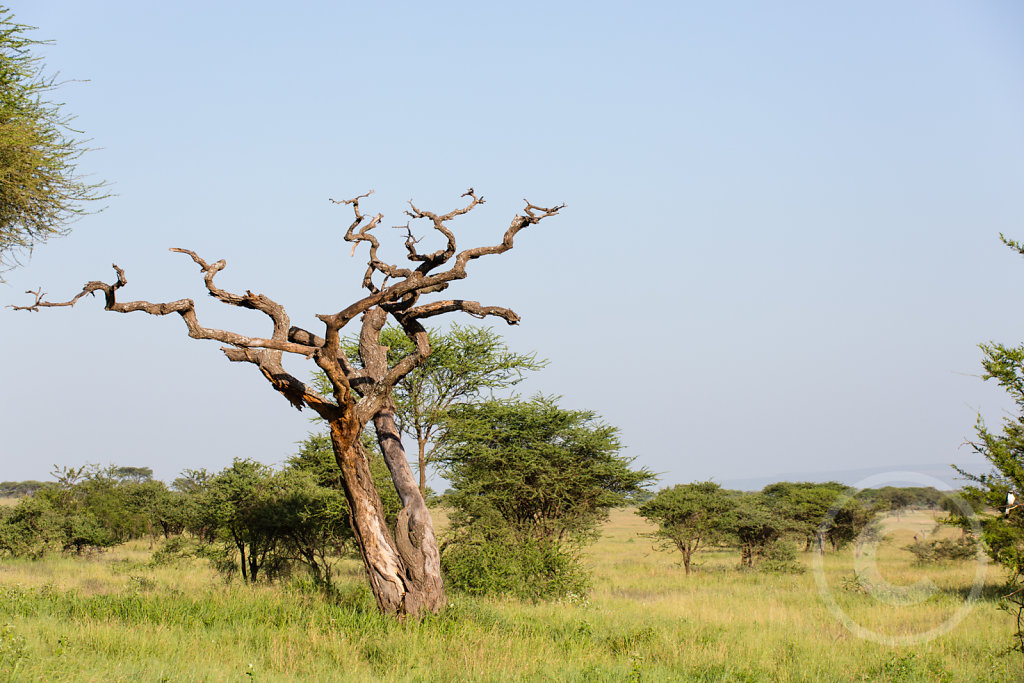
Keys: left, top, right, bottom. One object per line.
{"left": 11, "top": 189, "right": 563, "bottom": 617}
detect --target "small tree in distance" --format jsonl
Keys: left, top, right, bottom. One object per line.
{"left": 639, "top": 482, "right": 736, "bottom": 575}
{"left": 12, "top": 189, "right": 563, "bottom": 616}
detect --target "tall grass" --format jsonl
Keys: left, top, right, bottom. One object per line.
{"left": 0, "top": 509, "right": 1015, "bottom": 681}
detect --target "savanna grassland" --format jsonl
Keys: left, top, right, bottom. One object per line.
{"left": 0, "top": 507, "right": 1017, "bottom": 682}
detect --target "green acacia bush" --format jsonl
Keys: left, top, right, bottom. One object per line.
{"left": 753, "top": 540, "right": 805, "bottom": 574}
{"left": 441, "top": 524, "right": 589, "bottom": 601}
{"left": 439, "top": 396, "right": 653, "bottom": 600}
{"left": 0, "top": 494, "right": 62, "bottom": 558}
{"left": 903, "top": 537, "right": 977, "bottom": 564}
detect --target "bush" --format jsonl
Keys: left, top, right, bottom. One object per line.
{"left": 904, "top": 537, "right": 977, "bottom": 563}
{"left": 754, "top": 541, "right": 805, "bottom": 574}
{"left": 440, "top": 396, "right": 652, "bottom": 599}
{"left": 441, "top": 526, "right": 589, "bottom": 601}
{"left": 0, "top": 495, "right": 62, "bottom": 558}
{"left": 149, "top": 536, "right": 193, "bottom": 566}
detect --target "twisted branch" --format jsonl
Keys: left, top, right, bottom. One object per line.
{"left": 13, "top": 189, "right": 563, "bottom": 418}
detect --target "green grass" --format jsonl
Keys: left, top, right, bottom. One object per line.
{"left": 0, "top": 508, "right": 1016, "bottom": 681}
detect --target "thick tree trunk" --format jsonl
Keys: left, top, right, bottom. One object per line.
{"left": 329, "top": 419, "right": 407, "bottom": 614}
{"left": 329, "top": 414, "right": 444, "bottom": 616}
{"left": 374, "top": 409, "right": 446, "bottom": 614}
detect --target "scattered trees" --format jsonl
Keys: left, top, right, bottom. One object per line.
{"left": 0, "top": 465, "right": 176, "bottom": 557}
{"left": 439, "top": 396, "right": 653, "bottom": 598}
{"left": 0, "top": 481, "right": 49, "bottom": 498}
{"left": 642, "top": 481, "right": 880, "bottom": 573}
{"left": 14, "top": 190, "right": 563, "bottom": 616}
{"left": 760, "top": 481, "right": 865, "bottom": 553}
{"left": 724, "top": 492, "right": 798, "bottom": 570}
{"left": 0, "top": 7, "right": 106, "bottom": 276}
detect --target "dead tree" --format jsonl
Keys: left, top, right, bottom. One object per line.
{"left": 12, "top": 189, "right": 563, "bottom": 616}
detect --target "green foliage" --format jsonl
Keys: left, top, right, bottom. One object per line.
{"left": 440, "top": 396, "right": 653, "bottom": 598}
{"left": 190, "top": 459, "right": 287, "bottom": 583}
{"left": 442, "top": 396, "right": 654, "bottom": 543}
{"left": 333, "top": 324, "right": 546, "bottom": 489}
{"left": 755, "top": 540, "right": 805, "bottom": 574}
{"left": 0, "top": 494, "right": 62, "bottom": 558}
{"left": 639, "top": 482, "right": 736, "bottom": 574}
{"left": 0, "top": 7, "right": 107, "bottom": 275}
{"left": 287, "top": 432, "right": 401, "bottom": 527}
{"left": 0, "top": 464, "right": 178, "bottom": 558}
{"left": 857, "top": 486, "right": 947, "bottom": 512}
{"left": 949, "top": 234, "right": 1024, "bottom": 657}
{"left": 440, "top": 525, "right": 589, "bottom": 601}
{"left": 723, "top": 491, "right": 801, "bottom": 571}
{"left": 760, "top": 481, "right": 875, "bottom": 552}
{"left": 189, "top": 444, "right": 398, "bottom": 588}
{"left": 903, "top": 538, "right": 977, "bottom": 564}
{"left": 269, "top": 468, "right": 353, "bottom": 589}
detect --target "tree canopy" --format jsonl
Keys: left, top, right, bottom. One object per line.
{"left": 439, "top": 395, "right": 654, "bottom": 598}
{"left": 441, "top": 396, "right": 653, "bottom": 544}
{"left": 639, "top": 481, "right": 736, "bottom": 575}
{"left": 0, "top": 7, "right": 106, "bottom": 275}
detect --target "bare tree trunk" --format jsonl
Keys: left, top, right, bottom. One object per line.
{"left": 328, "top": 419, "right": 411, "bottom": 614}
{"left": 374, "top": 408, "right": 445, "bottom": 614}
{"left": 329, "top": 412, "right": 444, "bottom": 616}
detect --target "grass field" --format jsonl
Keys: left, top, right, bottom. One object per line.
{"left": 0, "top": 508, "right": 1017, "bottom": 681}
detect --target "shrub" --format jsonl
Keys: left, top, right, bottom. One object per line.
{"left": 0, "top": 495, "right": 62, "bottom": 558}
{"left": 441, "top": 525, "right": 589, "bottom": 601}
{"left": 904, "top": 538, "right": 977, "bottom": 563}
{"left": 754, "top": 540, "right": 805, "bottom": 574}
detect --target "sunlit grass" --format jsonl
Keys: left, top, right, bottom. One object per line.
{"left": 0, "top": 508, "right": 1016, "bottom": 681}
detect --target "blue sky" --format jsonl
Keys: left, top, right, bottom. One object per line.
{"left": 3, "top": 1, "right": 1023, "bottom": 489}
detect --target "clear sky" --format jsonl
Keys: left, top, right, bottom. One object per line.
{"left": 2, "top": 1, "right": 1023, "bottom": 489}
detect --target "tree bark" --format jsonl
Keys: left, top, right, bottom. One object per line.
{"left": 328, "top": 418, "right": 411, "bottom": 615}
{"left": 374, "top": 408, "right": 445, "bottom": 614}
{"left": 329, "top": 410, "right": 444, "bottom": 616}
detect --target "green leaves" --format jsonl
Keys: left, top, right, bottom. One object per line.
{"left": 441, "top": 396, "right": 654, "bottom": 544}
{"left": 0, "top": 8, "right": 107, "bottom": 276}
{"left": 639, "top": 482, "right": 736, "bottom": 567}
{"left": 439, "top": 395, "right": 653, "bottom": 598}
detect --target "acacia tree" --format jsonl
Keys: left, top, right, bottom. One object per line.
{"left": 12, "top": 189, "right": 562, "bottom": 616}
{"left": 439, "top": 395, "right": 653, "bottom": 598}
{"left": 639, "top": 482, "right": 737, "bottom": 575}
